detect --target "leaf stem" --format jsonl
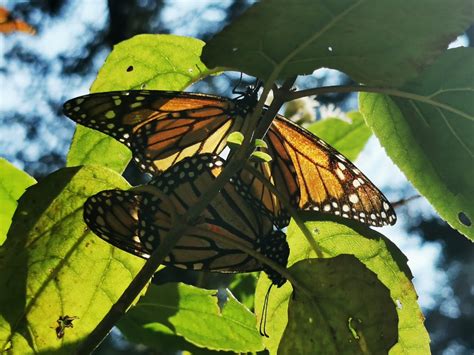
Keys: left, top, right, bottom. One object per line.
{"left": 286, "top": 85, "right": 473, "bottom": 121}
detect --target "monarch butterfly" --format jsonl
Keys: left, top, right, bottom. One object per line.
{"left": 84, "top": 154, "right": 289, "bottom": 287}
{"left": 64, "top": 88, "right": 396, "bottom": 227}
{"left": 0, "top": 7, "right": 36, "bottom": 35}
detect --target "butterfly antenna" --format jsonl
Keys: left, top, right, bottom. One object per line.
{"left": 232, "top": 73, "right": 245, "bottom": 96}
{"left": 259, "top": 283, "right": 273, "bottom": 337}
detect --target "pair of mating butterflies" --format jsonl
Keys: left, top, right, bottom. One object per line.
{"left": 63, "top": 88, "right": 396, "bottom": 287}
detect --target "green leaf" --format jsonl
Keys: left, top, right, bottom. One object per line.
{"left": 67, "top": 34, "right": 218, "bottom": 173}
{"left": 360, "top": 48, "right": 474, "bottom": 239}
{"left": 202, "top": 0, "right": 472, "bottom": 86}
{"left": 0, "top": 166, "right": 144, "bottom": 353}
{"left": 256, "top": 217, "right": 430, "bottom": 354}
{"left": 229, "top": 273, "right": 258, "bottom": 311}
{"left": 0, "top": 159, "right": 36, "bottom": 245}
{"left": 250, "top": 151, "right": 273, "bottom": 162}
{"left": 118, "top": 283, "right": 264, "bottom": 353}
{"left": 307, "top": 112, "right": 372, "bottom": 161}
{"left": 279, "top": 255, "right": 398, "bottom": 354}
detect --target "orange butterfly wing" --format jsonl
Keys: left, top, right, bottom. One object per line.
{"left": 263, "top": 115, "right": 396, "bottom": 226}
{"left": 64, "top": 91, "right": 245, "bottom": 174}
{"left": 0, "top": 7, "right": 35, "bottom": 35}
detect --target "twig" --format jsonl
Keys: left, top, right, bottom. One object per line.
{"left": 392, "top": 194, "right": 421, "bottom": 209}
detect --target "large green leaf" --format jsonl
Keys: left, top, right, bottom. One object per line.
{"left": 256, "top": 217, "right": 429, "bottom": 354}
{"left": 0, "top": 166, "right": 144, "bottom": 353}
{"left": 118, "top": 283, "right": 264, "bottom": 353}
{"left": 307, "top": 112, "right": 372, "bottom": 161}
{"left": 0, "top": 159, "right": 36, "bottom": 245}
{"left": 279, "top": 256, "right": 398, "bottom": 354}
{"left": 202, "top": 0, "right": 472, "bottom": 86}
{"left": 360, "top": 48, "right": 474, "bottom": 239}
{"left": 66, "top": 34, "right": 218, "bottom": 173}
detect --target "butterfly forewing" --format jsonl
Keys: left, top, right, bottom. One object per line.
{"left": 266, "top": 116, "right": 396, "bottom": 226}
{"left": 63, "top": 90, "right": 245, "bottom": 174}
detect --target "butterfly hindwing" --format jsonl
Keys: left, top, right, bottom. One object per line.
{"left": 84, "top": 154, "right": 289, "bottom": 280}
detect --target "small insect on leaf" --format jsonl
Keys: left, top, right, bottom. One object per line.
{"left": 55, "top": 315, "right": 79, "bottom": 339}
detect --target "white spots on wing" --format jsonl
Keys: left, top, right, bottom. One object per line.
{"left": 331, "top": 201, "right": 338, "bottom": 209}
{"left": 353, "top": 168, "right": 361, "bottom": 175}
{"left": 353, "top": 179, "right": 361, "bottom": 188}
{"left": 336, "top": 169, "right": 345, "bottom": 180}
{"left": 323, "top": 204, "right": 331, "bottom": 212}
{"left": 370, "top": 214, "right": 376, "bottom": 220}
{"left": 105, "top": 110, "right": 116, "bottom": 119}
{"left": 349, "top": 194, "right": 359, "bottom": 204}
{"left": 114, "top": 99, "right": 122, "bottom": 106}
{"left": 342, "top": 204, "right": 350, "bottom": 212}
{"left": 130, "top": 102, "right": 142, "bottom": 109}
{"left": 383, "top": 201, "right": 390, "bottom": 211}
{"left": 381, "top": 211, "right": 387, "bottom": 218}
{"left": 96, "top": 216, "right": 105, "bottom": 226}
{"left": 337, "top": 162, "right": 346, "bottom": 171}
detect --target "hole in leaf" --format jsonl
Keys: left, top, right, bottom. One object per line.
{"left": 141, "top": 83, "right": 146, "bottom": 89}
{"left": 396, "top": 299, "right": 403, "bottom": 309}
{"left": 216, "top": 289, "right": 227, "bottom": 313}
{"left": 126, "top": 65, "right": 134, "bottom": 72}
{"left": 458, "top": 212, "right": 471, "bottom": 226}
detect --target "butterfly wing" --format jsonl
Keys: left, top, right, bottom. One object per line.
{"left": 262, "top": 115, "right": 396, "bottom": 226}
{"left": 0, "top": 7, "right": 35, "bottom": 34}
{"left": 63, "top": 90, "right": 245, "bottom": 174}
{"left": 84, "top": 154, "right": 289, "bottom": 277}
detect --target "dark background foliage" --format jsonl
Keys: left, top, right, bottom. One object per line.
{"left": 1, "top": 1, "right": 472, "bottom": 353}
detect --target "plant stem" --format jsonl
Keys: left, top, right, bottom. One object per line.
{"left": 286, "top": 85, "right": 472, "bottom": 120}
